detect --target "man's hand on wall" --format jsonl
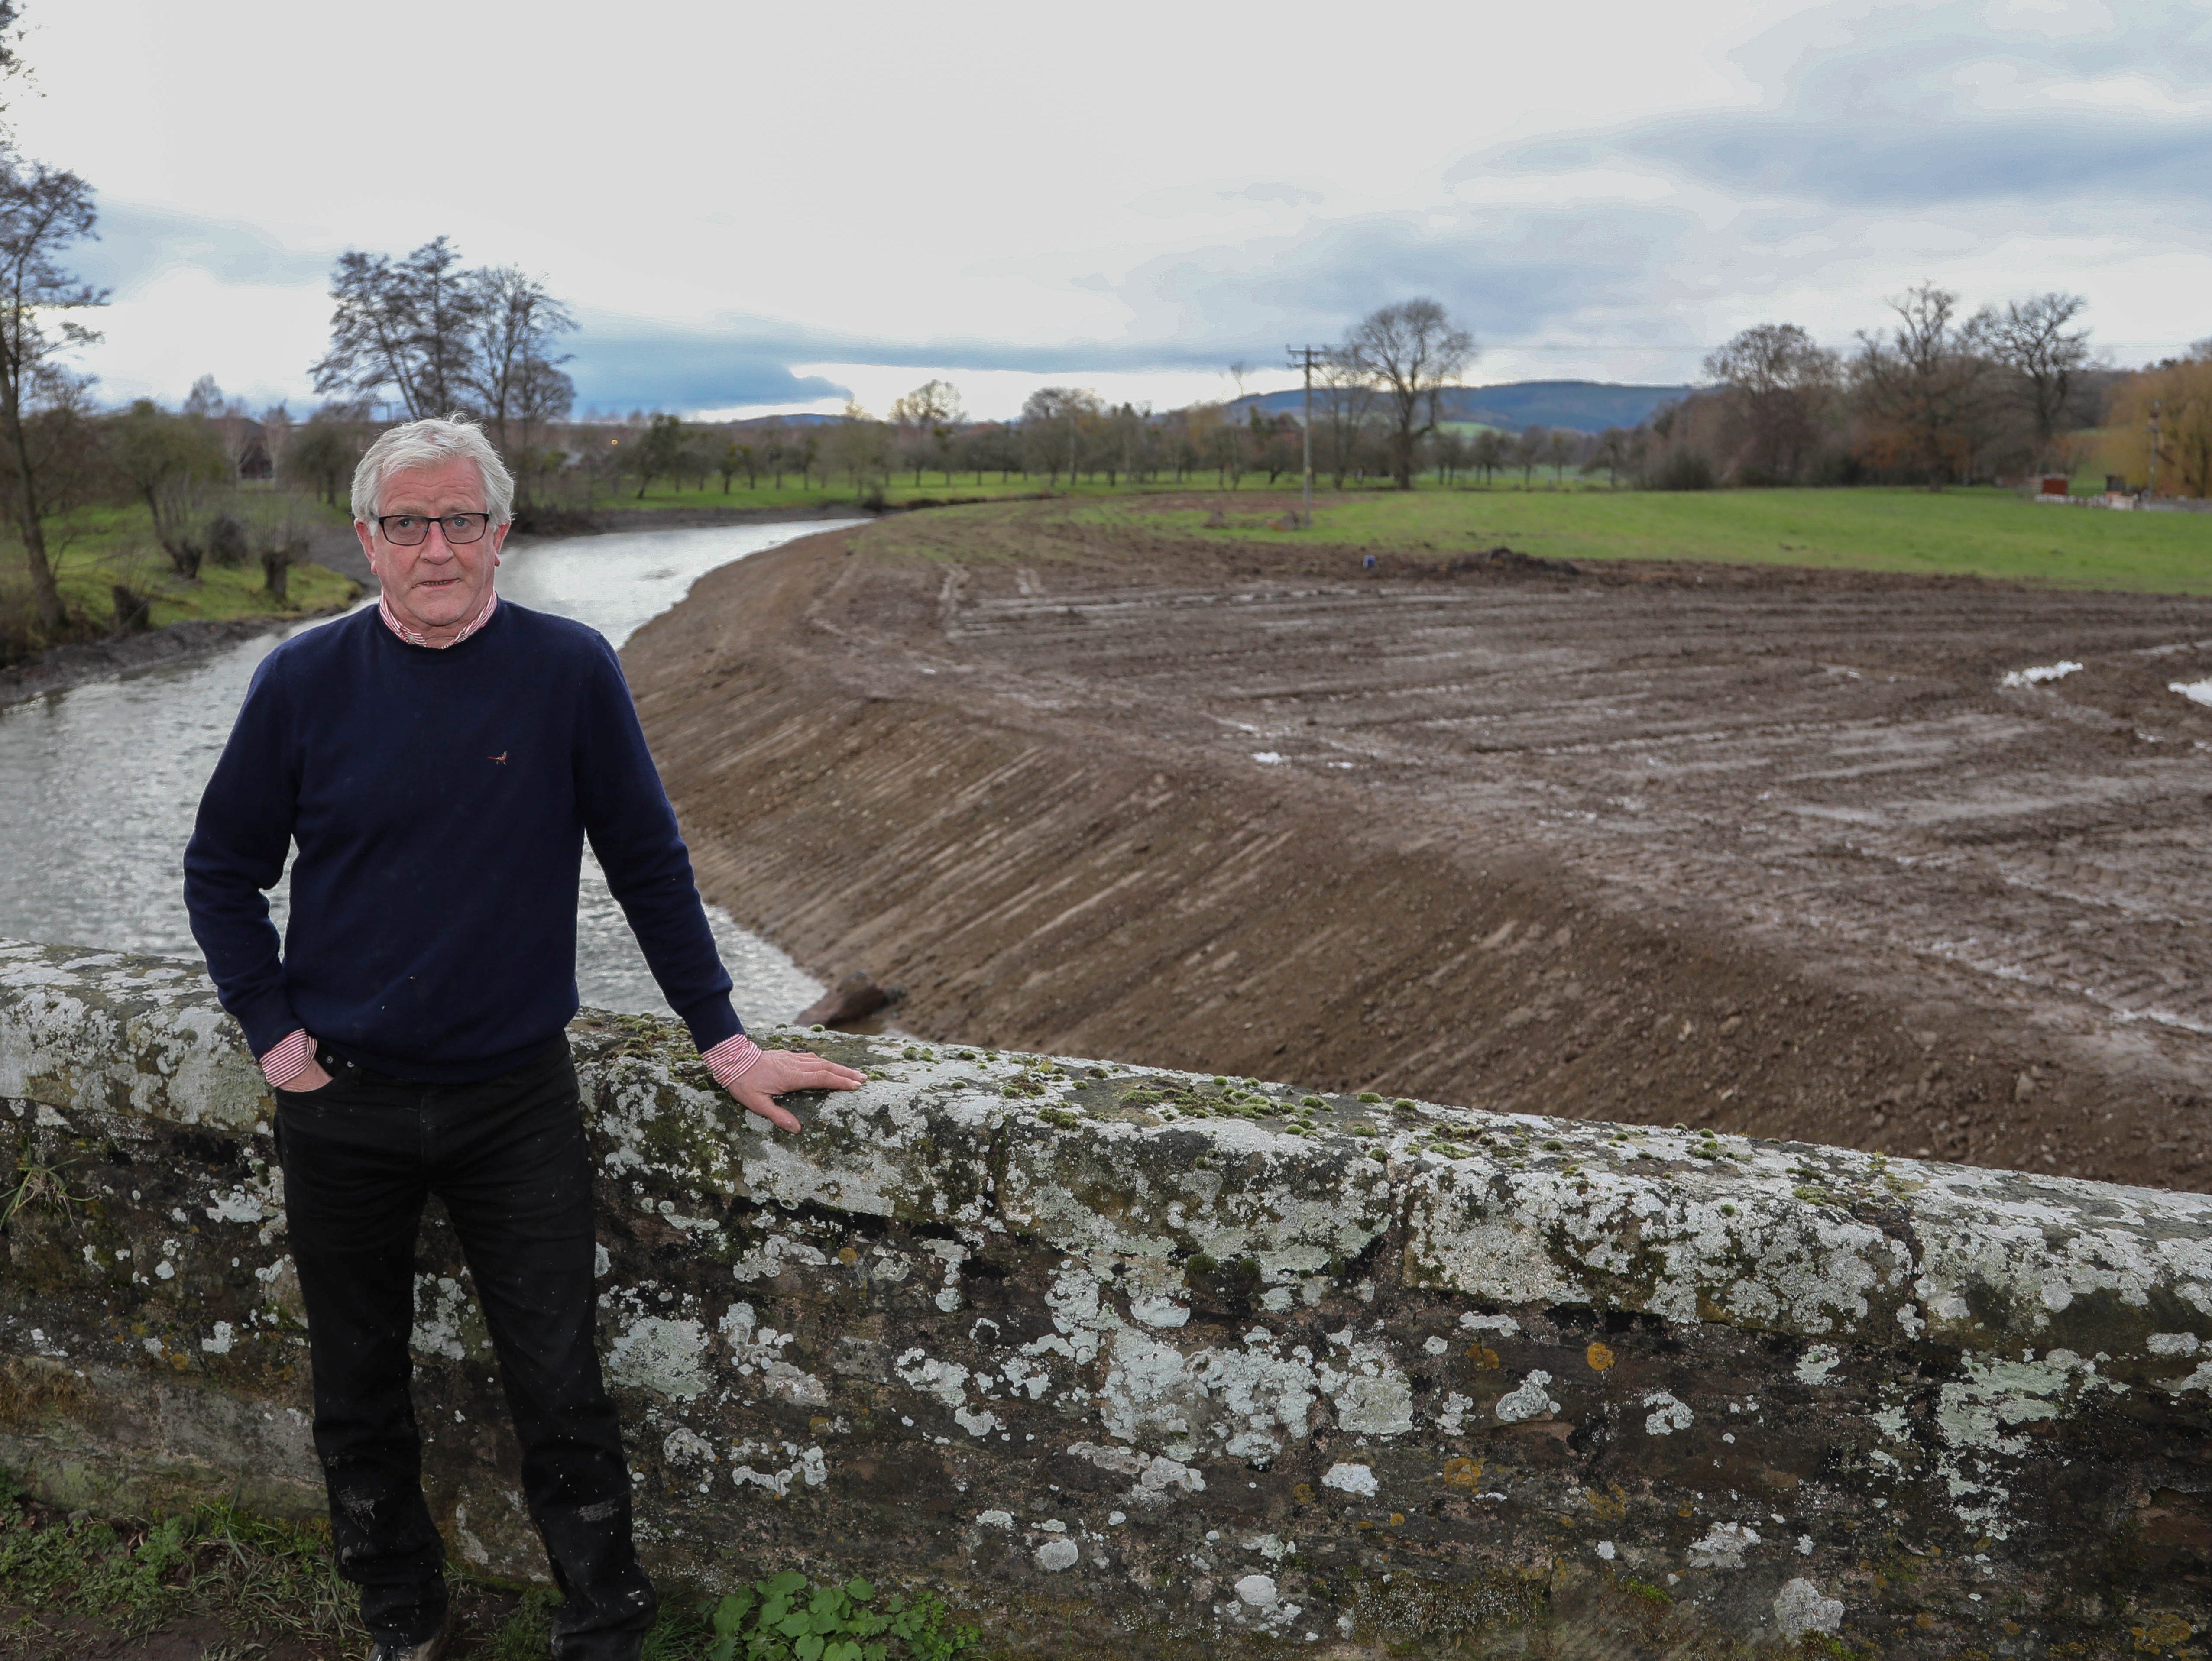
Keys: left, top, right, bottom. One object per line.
{"left": 727, "top": 1049, "right": 867, "bottom": 1132}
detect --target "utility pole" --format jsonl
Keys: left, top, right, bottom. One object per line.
{"left": 1287, "top": 344, "right": 1324, "bottom": 528}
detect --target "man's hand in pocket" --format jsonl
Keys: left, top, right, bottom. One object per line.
{"left": 285, "top": 1057, "right": 334, "bottom": 1092}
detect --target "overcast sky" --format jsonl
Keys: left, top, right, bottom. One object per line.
{"left": 25, "top": 0, "right": 2212, "bottom": 421}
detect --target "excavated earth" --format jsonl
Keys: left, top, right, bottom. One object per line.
{"left": 625, "top": 496, "right": 2212, "bottom": 1195}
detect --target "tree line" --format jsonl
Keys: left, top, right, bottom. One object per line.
{"left": 1636, "top": 285, "right": 2124, "bottom": 492}
{"left": 12, "top": 171, "right": 2212, "bottom": 668}
{"left": 571, "top": 299, "right": 1483, "bottom": 502}
{"left": 591, "top": 283, "right": 2192, "bottom": 503}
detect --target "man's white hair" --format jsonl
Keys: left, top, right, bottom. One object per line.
{"left": 350, "top": 415, "right": 515, "bottom": 526}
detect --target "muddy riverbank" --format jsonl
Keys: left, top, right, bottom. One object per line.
{"left": 0, "top": 593, "right": 362, "bottom": 709}
{"left": 623, "top": 497, "right": 2212, "bottom": 1192}
{"left": 0, "top": 505, "right": 875, "bottom": 709}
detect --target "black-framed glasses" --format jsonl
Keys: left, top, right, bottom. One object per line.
{"left": 375, "top": 512, "right": 491, "bottom": 547}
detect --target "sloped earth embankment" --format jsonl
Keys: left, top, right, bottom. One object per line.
{"left": 624, "top": 499, "right": 2212, "bottom": 1191}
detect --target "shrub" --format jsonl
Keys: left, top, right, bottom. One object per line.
{"left": 703, "top": 1571, "right": 981, "bottom": 1661}
{"left": 206, "top": 511, "right": 248, "bottom": 567}
{"left": 1648, "top": 451, "right": 1716, "bottom": 491}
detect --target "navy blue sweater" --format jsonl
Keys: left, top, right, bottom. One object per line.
{"left": 183, "top": 600, "right": 741, "bottom": 1082}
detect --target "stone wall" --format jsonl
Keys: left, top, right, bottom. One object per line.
{"left": 2, "top": 937, "right": 2208, "bottom": 1658}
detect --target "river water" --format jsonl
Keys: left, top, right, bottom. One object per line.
{"left": 0, "top": 521, "right": 852, "bottom": 1027}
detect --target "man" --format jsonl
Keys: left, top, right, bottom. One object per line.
{"left": 184, "top": 416, "right": 862, "bottom": 1661}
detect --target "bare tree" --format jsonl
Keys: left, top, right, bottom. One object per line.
{"left": 888, "top": 379, "right": 964, "bottom": 484}
{"left": 1108, "top": 401, "right": 1147, "bottom": 486}
{"left": 1853, "top": 282, "right": 1996, "bottom": 490}
{"left": 1313, "top": 348, "right": 1375, "bottom": 489}
{"left": 311, "top": 237, "right": 481, "bottom": 420}
{"left": 463, "top": 266, "right": 576, "bottom": 458}
{"left": 1583, "top": 427, "right": 1636, "bottom": 487}
{"left": 1021, "top": 386, "right": 1100, "bottom": 487}
{"left": 0, "top": 152, "right": 104, "bottom": 632}
{"left": 632, "top": 412, "right": 686, "bottom": 499}
{"left": 177, "top": 378, "right": 265, "bottom": 481}
{"left": 759, "top": 418, "right": 789, "bottom": 488}
{"left": 1343, "top": 298, "right": 1475, "bottom": 489}
{"left": 828, "top": 403, "right": 892, "bottom": 498}
{"left": 110, "top": 399, "right": 230, "bottom": 571}
{"left": 285, "top": 413, "right": 361, "bottom": 508}
{"left": 259, "top": 403, "right": 295, "bottom": 480}
{"left": 1987, "top": 293, "right": 2091, "bottom": 466}
{"left": 181, "top": 373, "right": 225, "bottom": 418}
{"left": 1703, "top": 323, "right": 1840, "bottom": 483}
{"left": 512, "top": 354, "right": 576, "bottom": 463}
{"left": 1470, "top": 427, "right": 1508, "bottom": 486}
{"left": 1206, "top": 407, "right": 1247, "bottom": 489}
{"left": 1513, "top": 424, "right": 1545, "bottom": 487}
{"left": 1544, "top": 428, "right": 1578, "bottom": 486}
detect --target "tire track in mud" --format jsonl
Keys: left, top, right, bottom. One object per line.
{"left": 624, "top": 503, "right": 2212, "bottom": 1192}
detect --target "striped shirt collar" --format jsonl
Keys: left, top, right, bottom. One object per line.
{"left": 377, "top": 586, "right": 498, "bottom": 649}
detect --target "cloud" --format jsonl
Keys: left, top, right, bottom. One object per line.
{"left": 1225, "top": 182, "right": 1324, "bottom": 208}
{"left": 55, "top": 0, "right": 2212, "bottom": 415}
{"left": 580, "top": 199, "right": 1698, "bottom": 411}
{"left": 1108, "top": 202, "right": 1702, "bottom": 353}
{"left": 71, "top": 200, "right": 333, "bottom": 298}
{"left": 1477, "top": 0, "right": 2212, "bottom": 213}
{"left": 1615, "top": 110, "right": 2212, "bottom": 211}
{"left": 568, "top": 325, "right": 852, "bottom": 412}
{"left": 569, "top": 311, "right": 1239, "bottom": 413}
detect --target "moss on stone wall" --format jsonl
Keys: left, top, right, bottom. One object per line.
{"left": 3, "top": 939, "right": 2209, "bottom": 1659}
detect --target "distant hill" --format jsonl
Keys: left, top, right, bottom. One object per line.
{"left": 723, "top": 411, "right": 843, "bottom": 430}
{"left": 1229, "top": 379, "right": 1694, "bottom": 435}
{"left": 693, "top": 382, "right": 1692, "bottom": 435}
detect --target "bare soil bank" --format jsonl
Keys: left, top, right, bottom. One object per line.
{"left": 625, "top": 497, "right": 2212, "bottom": 1190}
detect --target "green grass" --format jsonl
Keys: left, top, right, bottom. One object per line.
{"left": 604, "top": 474, "right": 1173, "bottom": 514}
{"left": 3, "top": 498, "right": 360, "bottom": 639}
{"left": 0, "top": 1470, "right": 986, "bottom": 1660}
{"left": 598, "top": 467, "right": 1582, "bottom": 515}
{"left": 1097, "top": 484, "right": 2212, "bottom": 594}
{"left": 0, "top": 1476, "right": 360, "bottom": 1651}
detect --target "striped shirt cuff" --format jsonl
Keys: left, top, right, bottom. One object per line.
{"left": 260, "top": 1029, "right": 314, "bottom": 1089}
{"left": 703, "top": 1034, "right": 764, "bottom": 1092}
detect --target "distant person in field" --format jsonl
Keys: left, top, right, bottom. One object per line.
{"left": 183, "top": 415, "right": 863, "bottom": 1661}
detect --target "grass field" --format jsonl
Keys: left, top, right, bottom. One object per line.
{"left": 589, "top": 466, "right": 1611, "bottom": 516}
{"left": 1, "top": 499, "right": 360, "bottom": 642}
{"left": 1096, "top": 484, "right": 2212, "bottom": 594}
{"left": 0, "top": 1467, "right": 981, "bottom": 1660}
{"left": 588, "top": 474, "right": 1205, "bottom": 514}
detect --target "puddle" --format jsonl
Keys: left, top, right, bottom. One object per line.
{"left": 1252, "top": 751, "right": 1285, "bottom": 764}
{"left": 2000, "top": 661, "right": 2083, "bottom": 688}
{"left": 2168, "top": 679, "right": 2212, "bottom": 708}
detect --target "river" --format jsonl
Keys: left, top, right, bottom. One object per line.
{"left": 0, "top": 521, "right": 852, "bottom": 1027}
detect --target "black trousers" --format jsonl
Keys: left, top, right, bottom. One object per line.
{"left": 275, "top": 1036, "right": 656, "bottom": 1658}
